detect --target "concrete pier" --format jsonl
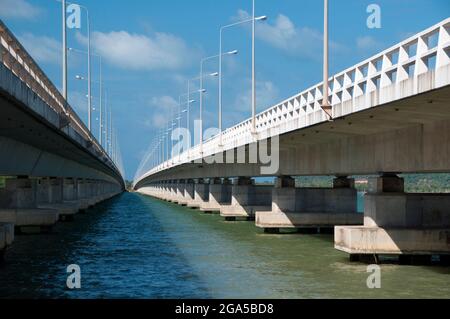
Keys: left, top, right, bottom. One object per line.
{"left": 335, "top": 175, "right": 450, "bottom": 260}
{"left": 187, "top": 179, "right": 209, "bottom": 209}
{"left": 62, "top": 178, "right": 90, "bottom": 212}
{"left": 166, "top": 181, "right": 177, "bottom": 203}
{"left": 177, "top": 180, "right": 195, "bottom": 206}
{"left": 0, "top": 222, "right": 14, "bottom": 261}
{"left": 256, "top": 176, "right": 362, "bottom": 232}
{"left": 37, "top": 178, "right": 78, "bottom": 221}
{"left": 0, "top": 177, "right": 59, "bottom": 233}
{"left": 0, "top": 176, "right": 121, "bottom": 236}
{"left": 161, "top": 181, "right": 174, "bottom": 202}
{"left": 200, "top": 178, "right": 232, "bottom": 213}
{"left": 173, "top": 180, "right": 186, "bottom": 204}
{"left": 220, "top": 177, "right": 272, "bottom": 221}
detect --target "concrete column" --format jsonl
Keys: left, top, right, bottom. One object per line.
{"left": 174, "top": 179, "right": 185, "bottom": 204}
{"left": 160, "top": 181, "right": 168, "bottom": 201}
{"left": 158, "top": 182, "right": 165, "bottom": 199}
{"left": 231, "top": 177, "right": 254, "bottom": 207}
{"left": 167, "top": 180, "right": 177, "bottom": 202}
{"left": 0, "top": 177, "right": 37, "bottom": 209}
{"left": 36, "top": 178, "right": 51, "bottom": 205}
{"left": 335, "top": 174, "right": 450, "bottom": 263}
{"left": 256, "top": 176, "right": 361, "bottom": 233}
{"left": 36, "top": 178, "right": 77, "bottom": 222}
{"left": 221, "top": 177, "right": 272, "bottom": 221}
{"left": 187, "top": 179, "right": 209, "bottom": 209}
{"left": 272, "top": 176, "right": 296, "bottom": 213}
{"left": 200, "top": 178, "right": 232, "bottom": 213}
{"left": 63, "top": 178, "right": 78, "bottom": 201}
{"left": 0, "top": 222, "right": 14, "bottom": 261}
{"left": 179, "top": 179, "right": 195, "bottom": 206}
{"left": 49, "top": 178, "right": 63, "bottom": 203}
{"left": 0, "top": 177, "right": 58, "bottom": 233}
{"left": 77, "top": 179, "right": 87, "bottom": 200}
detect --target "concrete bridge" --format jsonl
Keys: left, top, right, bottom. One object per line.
{"left": 134, "top": 18, "right": 450, "bottom": 262}
{"left": 0, "top": 20, "right": 124, "bottom": 259}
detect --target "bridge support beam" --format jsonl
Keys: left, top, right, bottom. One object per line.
{"left": 187, "top": 179, "right": 209, "bottom": 209}
{"left": 256, "top": 176, "right": 362, "bottom": 233}
{"left": 0, "top": 177, "right": 59, "bottom": 233}
{"left": 335, "top": 174, "right": 450, "bottom": 263}
{"left": 200, "top": 178, "right": 232, "bottom": 214}
{"left": 220, "top": 177, "right": 272, "bottom": 221}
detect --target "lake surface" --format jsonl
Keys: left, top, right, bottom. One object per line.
{"left": 0, "top": 192, "right": 449, "bottom": 299}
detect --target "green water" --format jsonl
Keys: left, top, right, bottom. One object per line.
{"left": 0, "top": 192, "right": 449, "bottom": 299}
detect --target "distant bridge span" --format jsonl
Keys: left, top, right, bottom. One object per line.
{"left": 135, "top": 18, "right": 450, "bottom": 262}
{"left": 0, "top": 20, "right": 123, "bottom": 254}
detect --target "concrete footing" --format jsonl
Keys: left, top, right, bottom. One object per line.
{"left": 0, "top": 177, "right": 121, "bottom": 235}
{"left": 0, "top": 209, "right": 58, "bottom": 233}
{"left": 335, "top": 175, "right": 450, "bottom": 261}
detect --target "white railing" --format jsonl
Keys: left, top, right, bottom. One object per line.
{"left": 0, "top": 20, "right": 119, "bottom": 174}
{"left": 138, "top": 17, "right": 450, "bottom": 182}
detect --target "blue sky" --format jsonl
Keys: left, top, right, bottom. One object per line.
{"left": 0, "top": 0, "right": 449, "bottom": 180}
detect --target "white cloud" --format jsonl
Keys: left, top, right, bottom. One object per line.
{"left": 77, "top": 30, "right": 196, "bottom": 71}
{"left": 233, "top": 80, "right": 279, "bottom": 113}
{"left": 235, "top": 10, "right": 344, "bottom": 59}
{"left": 356, "top": 36, "right": 384, "bottom": 52}
{"left": 146, "top": 95, "right": 179, "bottom": 129}
{"left": 0, "top": 0, "right": 41, "bottom": 20}
{"left": 18, "top": 33, "right": 61, "bottom": 65}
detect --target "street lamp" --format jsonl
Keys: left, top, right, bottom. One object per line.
{"left": 74, "top": 74, "right": 106, "bottom": 146}
{"left": 322, "top": 0, "right": 332, "bottom": 120}
{"left": 69, "top": 47, "right": 104, "bottom": 144}
{"left": 62, "top": 0, "right": 68, "bottom": 104}
{"left": 199, "top": 50, "right": 238, "bottom": 154}
{"left": 219, "top": 14, "right": 267, "bottom": 143}
{"left": 186, "top": 72, "right": 218, "bottom": 151}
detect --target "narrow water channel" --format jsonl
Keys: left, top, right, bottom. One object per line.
{"left": 0, "top": 192, "right": 449, "bottom": 299}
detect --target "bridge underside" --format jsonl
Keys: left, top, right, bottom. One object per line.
{"left": 0, "top": 92, "right": 119, "bottom": 182}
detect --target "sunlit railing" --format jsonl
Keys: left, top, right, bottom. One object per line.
{"left": 138, "top": 17, "right": 450, "bottom": 183}
{"left": 0, "top": 19, "right": 118, "bottom": 174}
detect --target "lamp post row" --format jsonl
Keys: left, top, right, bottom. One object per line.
{"left": 156, "top": 1, "right": 267, "bottom": 167}
{"left": 61, "top": 0, "right": 119, "bottom": 164}
{"left": 159, "top": 0, "right": 331, "bottom": 167}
